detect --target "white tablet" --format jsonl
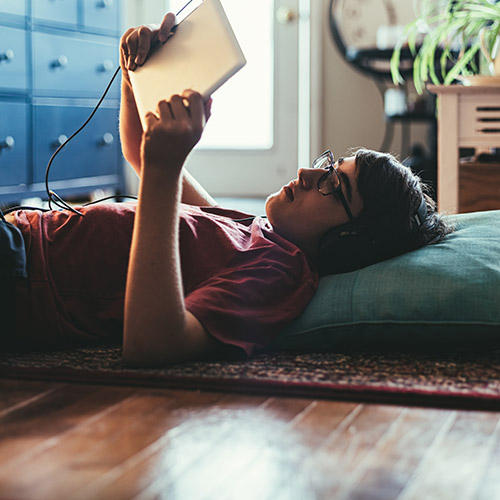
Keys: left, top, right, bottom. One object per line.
{"left": 129, "top": 0, "right": 247, "bottom": 128}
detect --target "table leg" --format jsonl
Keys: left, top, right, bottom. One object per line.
{"left": 437, "top": 93, "right": 459, "bottom": 214}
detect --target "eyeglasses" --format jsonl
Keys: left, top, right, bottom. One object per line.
{"left": 312, "top": 150, "right": 354, "bottom": 221}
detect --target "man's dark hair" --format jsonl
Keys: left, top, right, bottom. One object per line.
{"left": 317, "top": 148, "right": 454, "bottom": 275}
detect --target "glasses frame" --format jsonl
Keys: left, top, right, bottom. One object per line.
{"left": 313, "top": 150, "right": 354, "bottom": 221}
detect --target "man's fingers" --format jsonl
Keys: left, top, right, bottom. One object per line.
{"left": 181, "top": 91, "right": 204, "bottom": 124}
{"left": 125, "top": 31, "right": 139, "bottom": 70}
{"left": 155, "top": 92, "right": 206, "bottom": 132}
{"left": 159, "top": 13, "right": 176, "bottom": 43}
{"left": 121, "top": 12, "right": 176, "bottom": 72}
{"left": 144, "top": 111, "right": 159, "bottom": 131}
{"left": 204, "top": 98, "right": 213, "bottom": 122}
{"left": 182, "top": 90, "right": 212, "bottom": 122}
{"left": 171, "top": 94, "right": 193, "bottom": 120}
{"left": 120, "top": 28, "right": 135, "bottom": 67}
{"left": 157, "top": 99, "right": 174, "bottom": 120}
{"left": 135, "top": 26, "right": 154, "bottom": 66}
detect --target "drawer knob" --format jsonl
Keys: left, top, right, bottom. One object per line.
{"left": 51, "top": 55, "right": 68, "bottom": 69}
{"left": 99, "top": 0, "right": 113, "bottom": 8}
{"left": 99, "top": 59, "right": 114, "bottom": 72}
{"left": 0, "top": 49, "right": 14, "bottom": 63}
{"left": 99, "top": 132, "right": 114, "bottom": 146}
{"left": 52, "top": 134, "right": 68, "bottom": 149}
{"left": 0, "top": 136, "right": 15, "bottom": 150}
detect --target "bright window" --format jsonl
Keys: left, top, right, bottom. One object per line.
{"left": 167, "top": 0, "right": 274, "bottom": 149}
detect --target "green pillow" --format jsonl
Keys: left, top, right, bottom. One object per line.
{"left": 269, "top": 210, "right": 500, "bottom": 352}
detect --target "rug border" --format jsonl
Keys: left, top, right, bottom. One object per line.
{"left": 2, "top": 365, "right": 500, "bottom": 411}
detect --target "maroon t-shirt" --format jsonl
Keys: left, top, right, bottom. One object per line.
{"left": 10, "top": 202, "right": 318, "bottom": 355}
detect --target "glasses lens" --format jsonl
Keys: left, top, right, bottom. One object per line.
{"left": 318, "top": 168, "right": 340, "bottom": 195}
{"left": 314, "top": 156, "right": 330, "bottom": 170}
{"left": 313, "top": 151, "right": 333, "bottom": 170}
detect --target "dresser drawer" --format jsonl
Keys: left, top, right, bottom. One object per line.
{"left": 83, "top": 0, "right": 120, "bottom": 34}
{"left": 459, "top": 161, "right": 500, "bottom": 213}
{"left": 0, "top": 101, "right": 29, "bottom": 186}
{"left": 32, "top": 31, "right": 119, "bottom": 98}
{"left": 32, "top": 0, "right": 78, "bottom": 27}
{"left": 0, "top": 0, "right": 27, "bottom": 18}
{"left": 33, "top": 104, "right": 120, "bottom": 183}
{"left": 459, "top": 95, "right": 500, "bottom": 144}
{"left": 0, "top": 25, "right": 27, "bottom": 91}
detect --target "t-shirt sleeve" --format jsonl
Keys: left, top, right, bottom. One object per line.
{"left": 185, "top": 254, "right": 317, "bottom": 356}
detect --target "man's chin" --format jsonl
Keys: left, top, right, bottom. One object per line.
{"left": 264, "top": 191, "right": 279, "bottom": 217}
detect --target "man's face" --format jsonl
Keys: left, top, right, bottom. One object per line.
{"left": 265, "top": 156, "right": 363, "bottom": 255}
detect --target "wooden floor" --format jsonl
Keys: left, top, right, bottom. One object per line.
{"left": 0, "top": 378, "right": 499, "bottom": 500}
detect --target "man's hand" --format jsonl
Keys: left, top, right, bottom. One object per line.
{"left": 141, "top": 90, "right": 212, "bottom": 171}
{"left": 119, "top": 12, "right": 176, "bottom": 84}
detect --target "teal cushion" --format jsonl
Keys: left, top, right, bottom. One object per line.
{"left": 269, "top": 210, "right": 500, "bottom": 352}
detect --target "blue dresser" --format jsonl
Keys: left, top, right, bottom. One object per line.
{"left": 0, "top": 0, "right": 124, "bottom": 204}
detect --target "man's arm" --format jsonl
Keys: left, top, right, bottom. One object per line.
{"left": 123, "top": 91, "right": 221, "bottom": 366}
{"left": 119, "top": 16, "right": 217, "bottom": 207}
{"left": 181, "top": 169, "right": 217, "bottom": 206}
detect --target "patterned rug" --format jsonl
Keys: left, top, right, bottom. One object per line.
{"left": 1, "top": 346, "right": 500, "bottom": 409}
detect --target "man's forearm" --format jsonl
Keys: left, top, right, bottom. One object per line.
{"left": 119, "top": 79, "right": 143, "bottom": 174}
{"left": 123, "top": 165, "right": 186, "bottom": 364}
{"left": 181, "top": 170, "right": 217, "bottom": 207}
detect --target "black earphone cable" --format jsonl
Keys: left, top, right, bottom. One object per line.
{"left": 45, "top": 65, "right": 124, "bottom": 216}
{"left": 3, "top": 64, "right": 138, "bottom": 217}
{"left": 231, "top": 215, "right": 267, "bottom": 222}
{"left": 82, "top": 194, "right": 139, "bottom": 207}
{"left": 4, "top": 66, "right": 137, "bottom": 217}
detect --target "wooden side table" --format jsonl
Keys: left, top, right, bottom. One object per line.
{"left": 428, "top": 84, "right": 500, "bottom": 213}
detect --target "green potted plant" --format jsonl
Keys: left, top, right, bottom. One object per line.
{"left": 391, "top": 0, "right": 500, "bottom": 93}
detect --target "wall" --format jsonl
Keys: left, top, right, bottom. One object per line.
{"left": 321, "top": 8, "right": 383, "bottom": 155}
{"left": 319, "top": 0, "right": 429, "bottom": 160}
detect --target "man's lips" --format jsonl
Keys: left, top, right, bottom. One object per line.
{"left": 284, "top": 183, "right": 294, "bottom": 201}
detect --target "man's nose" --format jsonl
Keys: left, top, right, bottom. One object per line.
{"left": 297, "top": 167, "right": 319, "bottom": 189}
